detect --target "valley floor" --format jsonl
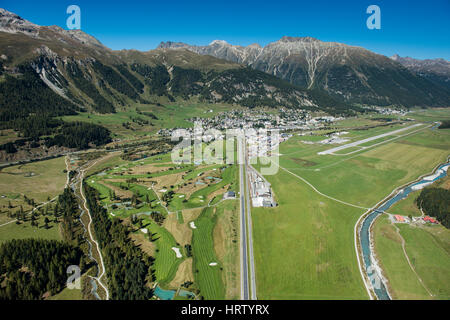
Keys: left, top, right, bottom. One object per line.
{"left": 252, "top": 111, "right": 450, "bottom": 299}
{"left": 1, "top": 109, "right": 449, "bottom": 300}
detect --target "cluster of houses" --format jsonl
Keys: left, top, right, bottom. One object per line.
{"left": 390, "top": 214, "right": 439, "bottom": 225}
{"left": 187, "top": 109, "right": 311, "bottom": 131}
{"left": 362, "top": 106, "right": 408, "bottom": 116}
{"left": 157, "top": 109, "right": 343, "bottom": 138}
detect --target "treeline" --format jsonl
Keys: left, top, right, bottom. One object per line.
{"left": 83, "top": 183, "right": 154, "bottom": 299}
{"left": 439, "top": 120, "right": 450, "bottom": 129}
{"left": 57, "top": 188, "right": 83, "bottom": 244}
{"left": 9, "top": 115, "right": 62, "bottom": 140}
{"left": 125, "top": 62, "right": 358, "bottom": 115}
{"left": 45, "top": 121, "right": 111, "bottom": 150}
{"left": 0, "top": 239, "right": 85, "bottom": 300}
{"left": 115, "top": 64, "right": 144, "bottom": 94}
{"left": 66, "top": 61, "right": 115, "bottom": 114}
{"left": 0, "top": 64, "right": 112, "bottom": 153}
{"left": 130, "top": 64, "right": 171, "bottom": 97}
{"left": 0, "top": 118, "right": 111, "bottom": 153}
{"left": 416, "top": 187, "right": 450, "bottom": 228}
{"left": 0, "top": 66, "right": 79, "bottom": 122}
{"left": 92, "top": 61, "right": 139, "bottom": 100}
{"left": 170, "top": 67, "right": 203, "bottom": 99}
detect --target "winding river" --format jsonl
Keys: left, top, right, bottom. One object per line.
{"left": 359, "top": 160, "right": 450, "bottom": 300}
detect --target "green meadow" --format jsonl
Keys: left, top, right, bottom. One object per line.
{"left": 374, "top": 214, "right": 450, "bottom": 299}
{"left": 192, "top": 205, "right": 226, "bottom": 300}
{"left": 0, "top": 156, "right": 67, "bottom": 206}
{"left": 373, "top": 215, "right": 432, "bottom": 299}
{"left": 0, "top": 214, "right": 62, "bottom": 244}
{"left": 62, "top": 102, "right": 238, "bottom": 139}
{"left": 253, "top": 114, "right": 450, "bottom": 299}
{"left": 252, "top": 167, "right": 367, "bottom": 299}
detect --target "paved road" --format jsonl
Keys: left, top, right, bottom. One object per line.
{"left": 239, "top": 136, "right": 257, "bottom": 300}
{"left": 244, "top": 139, "right": 257, "bottom": 300}
{"left": 238, "top": 137, "right": 249, "bottom": 300}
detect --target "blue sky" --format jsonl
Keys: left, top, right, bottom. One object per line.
{"left": 2, "top": 0, "right": 449, "bottom": 59}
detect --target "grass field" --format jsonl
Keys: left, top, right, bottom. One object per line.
{"left": 279, "top": 127, "right": 450, "bottom": 208}
{"left": 252, "top": 168, "right": 367, "bottom": 299}
{"left": 192, "top": 206, "right": 226, "bottom": 299}
{"left": 0, "top": 157, "right": 67, "bottom": 210}
{"left": 398, "top": 223, "right": 450, "bottom": 299}
{"left": 373, "top": 215, "right": 432, "bottom": 299}
{"left": 407, "top": 108, "right": 450, "bottom": 122}
{"left": 0, "top": 157, "right": 67, "bottom": 226}
{"left": 62, "top": 102, "right": 239, "bottom": 139}
{"left": 252, "top": 112, "right": 450, "bottom": 299}
{"left": 213, "top": 200, "right": 240, "bottom": 299}
{"left": 388, "top": 190, "right": 422, "bottom": 217}
{"left": 0, "top": 129, "right": 18, "bottom": 145}
{"left": 0, "top": 214, "right": 62, "bottom": 243}
{"left": 374, "top": 212, "right": 450, "bottom": 300}
{"left": 145, "top": 220, "right": 184, "bottom": 286}
{"left": 48, "top": 285, "right": 83, "bottom": 300}
{"left": 373, "top": 157, "right": 450, "bottom": 300}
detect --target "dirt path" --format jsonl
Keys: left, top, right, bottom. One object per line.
{"left": 77, "top": 157, "right": 111, "bottom": 300}
{"left": 0, "top": 156, "right": 71, "bottom": 228}
{"left": 392, "top": 223, "right": 433, "bottom": 297}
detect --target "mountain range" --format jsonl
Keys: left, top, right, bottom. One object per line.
{"left": 159, "top": 37, "right": 450, "bottom": 107}
{"left": 0, "top": 8, "right": 352, "bottom": 121}
{"left": 0, "top": 7, "right": 449, "bottom": 130}
{"left": 390, "top": 54, "right": 450, "bottom": 91}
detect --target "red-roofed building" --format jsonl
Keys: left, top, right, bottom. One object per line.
{"left": 423, "top": 216, "right": 438, "bottom": 224}
{"left": 394, "top": 215, "right": 405, "bottom": 222}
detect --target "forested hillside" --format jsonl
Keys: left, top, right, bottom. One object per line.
{"left": 84, "top": 183, "right": 154, "bottom": 299}
{"left": 0, "top": 239, "right": 85, "bottom": 299}
{"left": 416, "top": 187, "right": 450, "bottom": 228}
{"left": 0, "top": 66, "right": 79, "bottom": 122}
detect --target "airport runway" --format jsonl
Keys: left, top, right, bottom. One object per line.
{"left": 318, "top": 123, "right": 423, "bottom": 155}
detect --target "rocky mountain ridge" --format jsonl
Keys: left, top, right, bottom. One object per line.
{"left": 159, "top": 37, "right": 450, "bottom": 107}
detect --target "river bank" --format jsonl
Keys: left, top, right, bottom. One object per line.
{"left": 356, "top": 157, "right": 450, "bottom": 300}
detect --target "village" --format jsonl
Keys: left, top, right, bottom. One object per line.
{"left": 157, "top": 109, "right": 343, "bottom": 137}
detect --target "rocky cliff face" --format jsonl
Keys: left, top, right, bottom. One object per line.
{"left": 0, "top": 8, "right": 107, "bottom": 50}
{"left": 159, "top": 37, "right": 450, "bottom": 107}
{"left": 0, "top": 8, "right": 40, "bottom": 37}
{"left": 391, "top": 54, "right": 450, "bottom": 90}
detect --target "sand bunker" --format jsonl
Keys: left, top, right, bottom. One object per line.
{"left": 172, "top": 247, "right": 182, "bottom": 258}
